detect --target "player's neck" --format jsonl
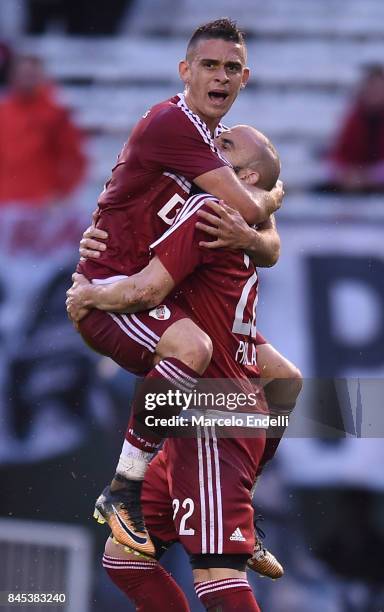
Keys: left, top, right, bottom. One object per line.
{"left": 183, "top": 93, "right": 220, "bottom": 134}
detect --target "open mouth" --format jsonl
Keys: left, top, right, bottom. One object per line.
{"left": 208, "top": 91, "right": 229, "bottom": 103}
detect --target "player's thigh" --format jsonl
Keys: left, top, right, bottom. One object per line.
{"left": 155, "top": 318, "right": 213, "bottom": 374}
{"left": 162, "top": 431, "right": 265, "bottom": 558}
{"left": 77, "top": 299, "right": 188, "bottom": 376}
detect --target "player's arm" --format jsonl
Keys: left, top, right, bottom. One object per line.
{"left": 144, "top": 108, "right": 283, "bottom": 226}
{"left": 195, "top": 200, "right": 280, "bottom": 267}
{"left": 195, "top": 167, "right": 283, "bottom": 226}
{"left": 66, "top": 258, "right": 175, "bottom": 323}
{"left": 246, "top": 215, "right": 280, "bottom": 267}
{"left": 68, "top": 205, "right": 206, "bottom": 324}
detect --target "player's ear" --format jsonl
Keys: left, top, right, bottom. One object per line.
{"left": 179, "top": 60, "right": 190, "bottom": 85}
{"left": 239, "top": 168, "right": 260, "bottom": 185}
{"left": 246, "top": 170, "right": 259, "bottom": 185}
{"left": 241, "top": 67, "right": 250, "bottom": 89}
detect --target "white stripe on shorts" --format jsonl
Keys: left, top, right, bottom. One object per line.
{"left": 204, "top": 425, "right": 215, "bottom": 554}
{"left": 130, "top": 313, "right": 160, "bottom": 343}
{"left": 121, "top": 314, "right": 158, "bottom": 350}
{"left": 195, "top": 426, "right": 223, "bottom": 555}
{"left": 211, "top": 426, "right": 223, "bottom": 554}
{"left": 108, "top": 313, "right": 155, "bottom": 353}
{"left": 197, "top": 426, "right": 207, "bottom": 554}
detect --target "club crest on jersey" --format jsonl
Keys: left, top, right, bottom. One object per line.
{"left": 149, "top": 305, "right": 171, "bottom": 320}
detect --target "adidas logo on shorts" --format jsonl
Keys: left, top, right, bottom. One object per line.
{"left": 229, "top": 527, "right": 246, "bottom": 542}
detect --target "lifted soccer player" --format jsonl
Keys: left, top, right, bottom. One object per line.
{"left": 67, "top": 126, "right": 301, "bottom": 610}
{"left": 68, "top": 19, "right": 285, "bottom": 565}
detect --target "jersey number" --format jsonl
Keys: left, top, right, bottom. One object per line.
{"left": 232, "top": 254, "right": 258, "bottom": 339}
{"left": 172, "top": 498, "right": 195, "bottom": 535}
{"left": 158, "top": 194, "right": 186, "bottom": 226}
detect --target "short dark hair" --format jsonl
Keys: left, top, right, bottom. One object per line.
{"left": 187, "top": 18, "right": 246, "bottom": 58}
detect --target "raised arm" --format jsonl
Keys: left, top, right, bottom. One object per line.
{"left": 66, "top": 257, "right": 175, "bottom": 323}
{"left": 195, "top": 166, "right": 283, "bottom": 225}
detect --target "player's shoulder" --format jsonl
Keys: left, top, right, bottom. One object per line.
{"left": 151, "top": 193, "right": 219, "bottom": 250}
{"left": 143, "top": 94, "right": 195, "bottom": 132}
{"left": 175, "top": 193, "right": 220, "bottom": 223}
{"left": 185, "top": 191, "right": 219, "bottom": 208}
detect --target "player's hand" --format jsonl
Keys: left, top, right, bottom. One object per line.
{"left": 79, "top": 217, "right": 108, "bottom": 261}
{"left": 196, "top": 199, "right": 253, "bottom": 250}
{"left": 66, "top": 273, "right": 91, "bottom": 326}
{"left": 269, "top": 180, "right": 284, "bottom": 213}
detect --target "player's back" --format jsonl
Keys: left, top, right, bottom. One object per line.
{"left": 78, "top": 94, "right": 228, "bottom": 280}
{"left": 152, "top": 194, "right": 263, "bottom": 392}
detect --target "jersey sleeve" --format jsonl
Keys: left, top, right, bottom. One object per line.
{"left": 141, "top": 105, "right": 230, "bottom": 181}
{"left": 152, "top": 199, "right": 216, "bottom": 285}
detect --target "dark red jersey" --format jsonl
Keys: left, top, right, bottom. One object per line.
{"left": 78, "top": 93, "right": 229, "bottom": 280}
{"left": 152, "top": 193, "right": 263, "bottom": 391}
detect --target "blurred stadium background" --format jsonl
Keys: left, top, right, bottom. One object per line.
{"left": 0, "top": 1, "right": 383, "bottom": 610}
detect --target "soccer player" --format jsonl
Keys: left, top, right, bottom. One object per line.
{"left": 71, "top": 18, "right": 283, "bottom": 556}
{"left": 68, "top": 125, "right": 282, "bottom": 611}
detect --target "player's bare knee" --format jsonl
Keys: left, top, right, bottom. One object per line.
{"left": 180, "top": 331, "right": 213, "bottom": 374}
{"left": 292, "top": 366, "right": 303, "bottom": 393}
{"left": 274, "top": 359, "right": 302, "bottom": 385}
{"left": 264, "top": 362, "right": 303, "bottom": 406}
{"left": 284, "top": 364, "right": 303, "bottom": 397}
{"left": 156, "top": 320, "right": 213, "bottom": 373}
{"left": 195, "top": 331, "right": 213, "bottom": 371}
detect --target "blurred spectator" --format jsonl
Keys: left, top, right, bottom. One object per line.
{"left": 326, "top": 64, "right": 384, "bottom": 193}
{"left": 0, "top": 54, "right": 87, "bottom": 208}
{"left": 26, "top": 0, "right": 132, "bottom": 36}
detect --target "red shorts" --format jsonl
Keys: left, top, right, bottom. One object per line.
{"left": 142, "top": 428, "right": 265, "bottom": 556}
{"left": 78, "top": 300, "right": 187, "bottom": 376}
{"left": 78, "top": 304, "right": 268, "bottom": 377}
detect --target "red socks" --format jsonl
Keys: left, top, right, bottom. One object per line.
{"left": 104, "top": 556, "right": 260, "bottom": 611}
{"left": 126, "top": 357, "right": 198, "bottom": 451}
{"left": 195, "top": 578, "right": 260, "bottom": 611}
{"left": 103, "top": 555, "right": 189, "bottom": 611}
